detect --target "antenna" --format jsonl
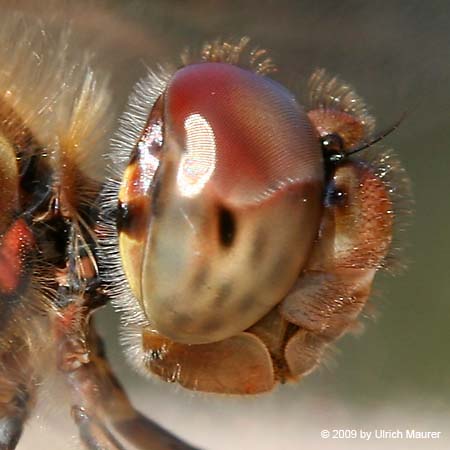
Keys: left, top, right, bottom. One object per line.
{"left": 346, "top": 112, "right": 407, "bottom": 156}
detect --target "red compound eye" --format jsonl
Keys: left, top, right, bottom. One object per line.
{"left": 165, "top": 62, "right": 322, "bottom": 206}
{"left": 122, "top": 62, "right": 325, "bottom": 345}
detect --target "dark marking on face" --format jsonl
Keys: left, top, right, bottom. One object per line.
{"left": 267, "top": 252, "right": 292, "bottom": 287}
{"left": 116, "top": 200, "right": 129, "bottom": 233}
{"left": 198, "top": 317, "right": 222, "bottom": 334}
{"left": 251, "top": 227, "right": 267, "bottom": 265}
{"left": 238, "top": 294, "right": 257, "bottom": 313}
{"left": 217, "top": 205, "right": 236, "bottom": 248}
{"left": 190, "top": 265, "right": 209, "bottom": 291}
{"left": 116, "top": 198, "right": 150, "bottom": 241}
{"left": 215, "top": 282, "right": 233, "bottom": 306}
{"left": 172, "top": 312, "right": 192, "bottom": 330}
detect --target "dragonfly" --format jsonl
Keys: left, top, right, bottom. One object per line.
{"left": 0, "top": 13, "right": 409, "bottom": 450}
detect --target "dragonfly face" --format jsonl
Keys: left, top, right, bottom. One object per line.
{"left": 0, "top": 22, "right": 409, "bottom": 449}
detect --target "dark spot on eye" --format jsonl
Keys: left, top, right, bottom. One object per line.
{"left": 238, "top": 294, "right": 257, "bottom": 313}
{"left": 191, "top": 266, "right": 209, "bottom": 290}
{"left": 218, "top": 205, "right": 236, "bottom": 248}
{"left": 116, "top": 198, "right": 150, "bottom": 241}
{"left": 173, "top": 313, "right": 192, "bottom": 330}
{"left": 267, "top": 253, "right": 291, "bottom": 286}
{"left": 215, "top": 283, "right": 233, "bottom": 305}
{"left": 116, "top": 200, "right": 130, "bottom": 233}
{"left": 198, "top": 318, "right": 222, "bottom": 334}
{"left": 251, "top": 228, "right": 267, "bottom": 264}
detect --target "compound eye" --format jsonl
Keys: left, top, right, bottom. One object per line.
{"left": 131, "top": 62, "right": 324, "bottom": 345}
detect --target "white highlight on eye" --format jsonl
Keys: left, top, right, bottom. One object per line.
{"left": 137, "top": 140, "right": 160, "bottom": 190}
{"left": 177, "top": 113, "right": 216, "bottom": 197}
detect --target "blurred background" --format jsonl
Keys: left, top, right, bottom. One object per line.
{"left": 2, "top": 0, "right": 449, "bottom": 449}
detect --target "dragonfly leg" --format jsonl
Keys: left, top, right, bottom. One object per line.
{"left": 56, "top": 308, "right": 199, "bottom": 450}
{"left": 72, "top": 406, "right": 126, "bottom": 450}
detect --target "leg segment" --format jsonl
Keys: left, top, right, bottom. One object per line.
{"left": 56, "top": 306, "right": 199, "bottom": 450}
{"left": 72, "top": 406, "right": 126, "bottom": 450}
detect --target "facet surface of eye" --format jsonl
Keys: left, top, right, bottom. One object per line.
{"left": 119, "top": 61, "right": 324, "bottom": 344}
{"left": 167, "top": 63, "right": 323, "bottom": 205}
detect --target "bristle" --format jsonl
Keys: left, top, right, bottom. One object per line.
{"left": 0, "top": 14, "right": 113, "bottom": 184}
{"left": 308, "top": 68, "right": 376, "bottom": 137}
{"left": 56, "top": 67, "right": 113, "bottom": 181}
{"left": 98, "top": 66, "right": 172, "bottom": 377}
{"left": 357, "top": 147, "right": 413, "bottom": 272}
{"left": 181, "top": 37, "right": 277, "bottom": 75}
